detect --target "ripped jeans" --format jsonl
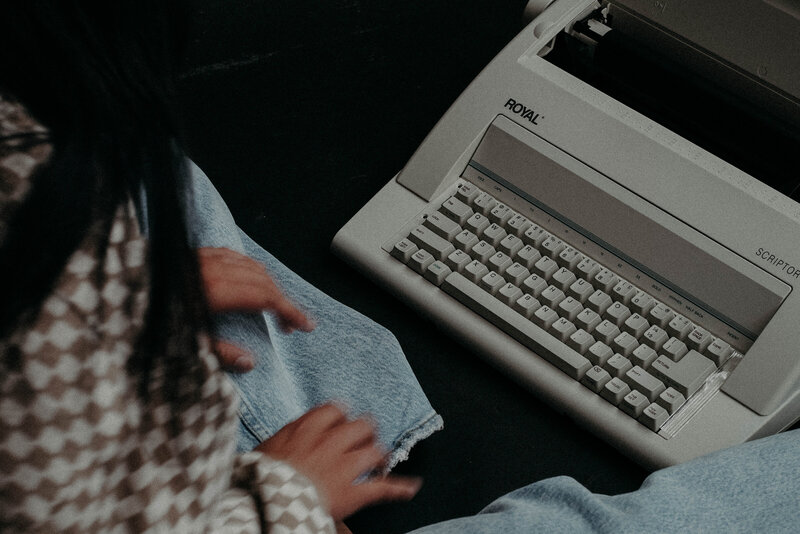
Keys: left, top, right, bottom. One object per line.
{"left": 180, "top": 161, "right": 442, "bottom": 466}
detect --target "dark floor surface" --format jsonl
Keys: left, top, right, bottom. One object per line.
{"left": 176, "top": 3, "right": 653, "bottom": 532}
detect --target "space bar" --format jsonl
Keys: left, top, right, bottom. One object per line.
{"left": 441, "top": 272, "right": 591, "bottom": 380}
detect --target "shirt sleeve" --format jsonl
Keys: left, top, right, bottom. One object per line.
{"left": 222, "top": 452, "right": 335, "bottom": 534}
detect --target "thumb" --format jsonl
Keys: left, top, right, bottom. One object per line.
{"left": 332, "top": 476, "right": 423, "bottom": 520}
{"left": 213, "top": 339, "right": 255, "bottom": 373}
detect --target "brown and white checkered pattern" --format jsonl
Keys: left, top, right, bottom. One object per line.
{"left": 0, "top": 96, "right": 334, "bottom": 533}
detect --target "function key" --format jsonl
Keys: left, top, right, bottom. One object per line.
{"left": 408, "top": 225, "right": 455, "bottom": 260}
{"left": 424, "top": 261, "right": 452, "bottom": 286}
{"left": 581, "top": 365, "right": 612, "bottom": 393}
{"left": 408, "top": 249, "right": 434, "bottom": 274}
{"left": 639, "top": 403, "right": 669, "bottom": 431}
{"left": 441, "top": 196, "right": 474, "bottom": 225}
{"left": 687, "top": 326, "right": 713, "bottom": 353}
{"left": 657, "top": 387, "right": 686, "bottom": 414}
{"left": 455, "top": 181, "right": 480, "bottom": 203}
{"left": 390, "top": 238, "right": 418, "bottom": 262}
{"left": 622, "top": 365, "right": 665, "bottom": 402}
{"left": 600, "top": 377, "right": 631, "bottom": 405}
{"left": 621, "top": 390, "right": 650, "bottom": 417}
{"left": 706, "top": 338, "right": 733, "bottom": 366}
{"left": 424, "top": 211, "right": 461, "bottom": 240}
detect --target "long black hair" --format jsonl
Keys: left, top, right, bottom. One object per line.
{"left": 0, "top": 2, "right": 209, "bottom": 405}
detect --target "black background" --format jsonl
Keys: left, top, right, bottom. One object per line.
{"left": 177, "top": 2, "right": 653, "bottom": 532}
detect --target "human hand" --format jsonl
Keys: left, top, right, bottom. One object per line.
{"left": 198, "top": 247, "right": 315, "bottom": 372}
{"left": 257, "top": 404, "right": 423, "bottom": 521}
{"left": 199, "top": 247, "right": 313, "bottom": 330}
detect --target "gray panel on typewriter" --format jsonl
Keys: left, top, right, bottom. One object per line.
{"left": 609, "top": 0, "right": 800, "bottom": 102}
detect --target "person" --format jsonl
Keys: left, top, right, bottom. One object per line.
{"left": 3, "top": 3, "right": 799, "bottom": 534}
{"left": 0, "top": 2, "right": 440, "bottom": 532}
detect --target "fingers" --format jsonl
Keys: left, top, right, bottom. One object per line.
{"left": 199, "top": 247, "right": 263, "bottom": 269}
{"left": 259, "top": 404, "right": 348, "bottom": 457}
{"left": 258, "top": 289, "right": 314, "bottom": 333}
{"left": 289, "top": 404, "right": 350, "bottom": 448}
{"left": 342, "top": 443, "right": 387, "bottom": 482}
{"left": 255, "top": 404, "right": 423, "bottom": 521}
{"left": 198, "top": 247, "right": 315, "bottom": 332}
{"left": 212, "top": 339, "right": 255, "bottom": 372}
{"left": 326, "top": 417, "right": 378, "bottom": 453}
{"left": 336, "top": 475, "right": 423, "bottom": 517}
{"left": 321, "top": 418, "right": 387, "bottom": 482}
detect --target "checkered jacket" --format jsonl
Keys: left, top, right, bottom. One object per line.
{"left": 0, "top": 96, "right": 334, "bottom": 533}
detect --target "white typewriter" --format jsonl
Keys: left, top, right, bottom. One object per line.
{"left": 332, "top": 0, "right": 800, "bottom": 468}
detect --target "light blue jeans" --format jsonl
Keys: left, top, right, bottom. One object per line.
{"left": 176, "top": 162, "right": 798, "bottom": 532}
{"left": 409, "top": 427, "right": 799, "bottom": 533}
{"left": 179, "top": 162, "right": 442, "bottom": 466}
